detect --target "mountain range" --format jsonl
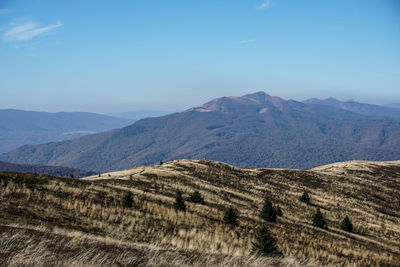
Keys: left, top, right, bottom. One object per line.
{"left": 303, "top": 97, "right": 400, "bottom": 118}
{"left": 0, "top": 160, "right": 95, "bottom": 178}
{"left": 108, "top": 110, "right": 173, "bottom": 120}
{"left": 0, "top": 109, "right": 134, "bottom": 153}
{"left": 1, "top": 91, "right": 399, "bottom": 172}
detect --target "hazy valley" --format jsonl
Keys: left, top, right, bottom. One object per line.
{"left": 0, "top": 109, "right": 135, "bottom": 153}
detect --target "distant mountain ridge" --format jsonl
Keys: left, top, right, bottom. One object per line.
{"left": 0, "top": 109, "right": 134, "bottom": 153}
{"left": 0, "top": 160, "right": 95, "bottom": 178}
{"left": 1, "top": 91, "right": 400, "bottom": 172}
{"left": 303, "top": 97, "right": 400, "bottom": 118}
{"left": 108, "top": 110, "right": 173, "bottom": 120}
{"left": 385, "top": 103, "right": 400, "bottom": 109}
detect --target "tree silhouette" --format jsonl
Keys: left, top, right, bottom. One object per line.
{"left": 122, "top": 191, "right": 134, "bottom": 208}
{"left": 251, "top": 225, "right": 280, "bottom": 256}
{"left": 187, "top": 190, "right": 205, "bottom": 204}
{"left": 299, "top": 191, "right": 310, "bottom": 203}
{"left": 312, "top": 208, "right": 327, "bottom": 229}
{"left": 173, "top": 190, "right": 186, "bottom": 211}
{"left": 259, "top": 197, "right": 277, "bottom": 222}
{"left": 223, "top": 206, "right": 239, "bottom": 226}
{"left": 340, "top": 216, "right": 353, "bottom": 232}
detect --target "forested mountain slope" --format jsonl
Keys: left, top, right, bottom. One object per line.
{"left": 1, "top": 92, "right": 400, "bottom": 172}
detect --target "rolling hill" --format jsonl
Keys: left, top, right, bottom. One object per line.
{"left": 0, "top": 160, "right": 95, "bottom": 178}
{"left": 2, "top": 92, "right": 400, "bottom": 172}
{"left": 0, "top": 109, "right": 134, "bottom": 153}
{"left": 1, "top": 159, "right": 399, "bottom": 266}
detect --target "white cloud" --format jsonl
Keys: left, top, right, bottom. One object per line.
{"left": 240, "top": 39, "right": 256, "bottom": 44}
{"left": 258, "top": 0, "right": 271, "bottom": 9}
{"left": 3, "top": 20, "right": 62, "bottom": 42}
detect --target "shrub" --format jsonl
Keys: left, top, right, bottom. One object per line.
{"left": 340, "top": 216, "right": 353, "bottom": 232}
{"left": 224, "top": 206, "right": 239, "bottom": 226}
{"left": 259, "top": 197, "right": 277, "bottom": 222}
{"left": 251, "top": 225, "right": 280, "bottom": 256}
{"left": 187, "top": 190, "right": 205, "bottom": 204}
{"left": 299, "top": 191, "right": 310, "bottom": 203}
{"left": 173, "top": 190, "right": 186, "bottom": 211}
{"left": 122, "top": 191, "right": 134, "bottom": 208}
{"left": 312, "top": 208, "right": 327, "bottom": 229}
{"left": 275, "top": 206, "right": 283, "bottom": 216}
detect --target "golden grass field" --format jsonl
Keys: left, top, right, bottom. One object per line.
{"left": 1, "top": 159, "right": 399, "bottom": 266}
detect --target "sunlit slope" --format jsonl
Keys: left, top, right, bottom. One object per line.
{"left": 1, "top": 159, "right": 399, "bottom": 266}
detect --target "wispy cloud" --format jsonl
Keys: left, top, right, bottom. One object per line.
{"left": 3, "top": 20, "right": 62, "bottom": 42}
{"left": 258, "top": 0, "right": 272, "bottom": 9}
{"left": 240, "top": 39, "right": 256, "bottom": 44}
{"left": 0, "top": 9, "right": 10, "bottom": 15}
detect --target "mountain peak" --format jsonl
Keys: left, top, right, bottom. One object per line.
{"left": 243, "top": 91, "right": 271, "bottom": 102}
{"left": 303, "top": 97, "right": 341, "bottom": 105}
{"left": 325, "top": 97, "right": 341, "bottom": 103}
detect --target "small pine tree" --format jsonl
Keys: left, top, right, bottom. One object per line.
{"left": 122, "top": 191, "right": 134, "bottom": 208}
{"left": 275, "top": 206, "right": 283, "bottom": 216}
{"left": 299, "top": 191, "right": 310, "bottom": 203}
{"left": 187, "top": 190, "right": 205, "bottom": 204}
{"left": 224, "top": 206, "right": 239, "bottom": 226}
{"left": 259, "top": 197, "right": 277, "bottom": 222}
{"left": 312, "top": 208, "right": 327, "bottom": 229}
{"left": 173, "top": 190, "right": 186, "bottom": 211}
{"left": 340, "top": 216, "right": 353, "bottom": 232}
{"left": 251, "top": 225, "right": 280, "bottom": 256}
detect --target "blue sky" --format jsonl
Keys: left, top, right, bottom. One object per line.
{"left": 1, "top": 0, "right": 399, "bottom": 113}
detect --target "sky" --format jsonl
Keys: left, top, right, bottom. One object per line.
{"left": 0, "top": 0, "right": 399, "bottom": 113}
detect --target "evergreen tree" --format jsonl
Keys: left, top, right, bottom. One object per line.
{"left": 299, "top": 191, "right": 310, "bottom": 203}
{"left": 312, "top": 208, "right": 327, "bottom": 229}
{"left": 223, "top": 206, "right": 239, "bottom": 226}
{"left": 275, "top": 206, "right": 283, "bottom": 216}
{"left": 173, "top": 190, "right": 186, "bottom": 211}
{"left": 340, "top": 216, "right": 353, "bottom": 232}
{"left": 259, "top": 197, "right": 277, "bottom": 222}
{"left": 187, "top": 190, "right": 205, "bottom": 204}
{"left": 251, "top": 225, "right": 280, "bottom": 256}
{"left": 122, "top": 191, "right": 134, "bottom": 208}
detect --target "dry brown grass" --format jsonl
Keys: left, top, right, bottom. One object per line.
{"left": 1, "top": 159, "right": 399, "bottom": 266}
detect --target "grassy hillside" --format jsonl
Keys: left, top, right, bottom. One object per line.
{"left": 1, "top": 159, "right": 399, "bottom": 266}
